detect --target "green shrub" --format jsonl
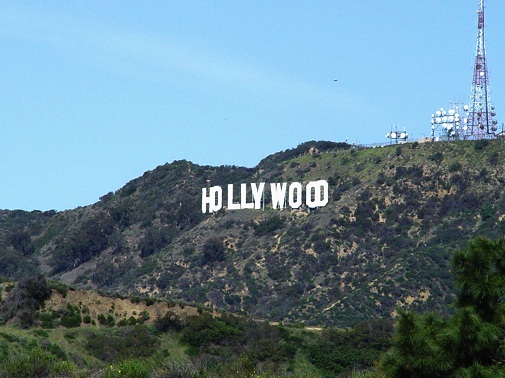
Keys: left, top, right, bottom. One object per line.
{"left": 474, "top": 139, "right": 489, "bottom": 150}
{"left": 64, "top": 332, "right": 77, "bottom": 340}
{"left": 86, "top": 325, "right": 159, "bottom": 362}
{"left": 117, "top": 319, "right": 128, "bottom": 327}
{"left": 0, "top": 276, "right": 52, "bottom": 328}
{"left": 448, "top": 162, "right": 462, "bottom": 172}
{"left": 97, "top": 313, "right": 116, "bottom": 327}
{"left": 32, "top": 329, "right": 49, "bottom": 338}
{"left": 2, "top": 348, "right": 55, "bottom": 377}
{"left": 254, "top": 216, "right": 284, "bottom": 237}
{"left": 144, "top": 297, "right": 155, "bottom": 306}
{"left": 201, "top": 237, "right": 225, "bottom": 265}
{"left": 154, "top": 311, "right": 183, "bottom": 333}
{"left": 48, "top": 280, "right": 68, "bottom": 298}
{"left": 103, "top": 359, "right": 150, "bottom": 378}
{"left": 60, "top": 313, "right": 82, "bottom": 328}
{"left": 39, "top": 311, "right": 57, "bottom": 328}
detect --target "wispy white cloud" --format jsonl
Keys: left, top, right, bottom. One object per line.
{"left": 0, "top": 4, "right": 349, "bottom": 108}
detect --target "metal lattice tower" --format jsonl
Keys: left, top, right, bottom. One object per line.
{"left": 463, "top": 0, "right": 497, "bottom": 139}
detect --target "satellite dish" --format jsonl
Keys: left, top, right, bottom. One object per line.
{"left": 400, "top": 132, "right": 406, "bottom": 139}
{"left": 491, "top": 112, "right": 496, "bottom": 116}
{"left": 442, "top": 116, "right": 448, "bottom": 122}
{"left": 463, "top": 125, "right": 468, "bottom": 131}
{"left": 386, "top": 133, "right": 390, "bottom": 138}
{"left": 492, "top": 126, "right": 498, "bottom": 131}
{"left": 391, "top": 132, "right": 397, "bottom": 138}
{"left": 448, "top": 116, "right": 454, "bottom": 122}
{"left": 448, "top": 109, "right": 455, "bottom": 116}
{"left": 436, "top": 110, "right": 442, "bottom": 116}
{"left": 463, "top": 105, "right": 469, "bottom": 111}
{"left": 435, "top": 117, "right": 442, "bottom": 123}
{"left": 464, "top": 117, "right": 468, "bottom": 123}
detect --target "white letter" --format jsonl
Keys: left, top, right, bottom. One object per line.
{"left": 227, "top": 184, "right": 241, "bottom": 210}
{"left": 288, "top": 182, "right": 302, "bottom": 208}
{"left": 306, "top": 180, "right": 329, "bottom": 208}
{"left": 270, "top": 182, "right": 287, "bottom": 209}
{"left": 251, "top": 182, "right": 265, "bottom": 209}
{"left": 202, "top": 186, "right": 222, "bottom": 213}
{"left": 240, "top": 183, "right": 254, "bottom": 209}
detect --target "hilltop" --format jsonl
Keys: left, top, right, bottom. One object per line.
{"left": 1, "top": 139, "right": 505, "bottom": 327}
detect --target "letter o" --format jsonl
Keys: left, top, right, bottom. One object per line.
{"left": 306, "top": 180, "right": 328, "bottom": 208}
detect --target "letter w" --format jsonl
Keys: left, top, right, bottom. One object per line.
{"left": 270, "top": 183, "right": 287, "bottom": 209}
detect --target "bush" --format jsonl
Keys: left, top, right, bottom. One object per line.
{"left": 448, "top": 162, "right": 462, "bottom": 172}
{"left": 144, "top": 297, "right": 155, "bottom": 306}
{"left": 97, "top": 314, "right": 116, "bottom": 327}
{"left": 60, "top": 313, "right": 82, "bottom": 328}
{"left": 48, "top": 281, "right": 68, "bottom": 298}
{"left": 201, "top": 237, "right": 225, "bottom": 265}
{"left": 8, "top": 230, "right": 35, "bottom": 256}
{"left": 474, "top": 139, "right": 489, "bottom": 150}
{"left": 254, "top": 216, "right": 284, "bottom": 237}
{"left": 429, "top": 151, "right": 443, "bottom": 162}
{"left": 1, "top": 348, "right": 56, "bottom": 377}
{"left": 86, "top": 325, "right": 159, "bottom": 362}
{"left": 104, "top": 359, "right": 150, "bottom": 378}
{"left": 154, "top": 311, "right": 183, "bottom": 333}
{"left": 0, "top": 276, "right": 52, "bottom": 328}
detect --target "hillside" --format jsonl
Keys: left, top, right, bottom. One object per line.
{"left": 1, "top": 139, "right": 505, "bottom": 327}
{"left": 0, "top": 278, "right": 393, "bottom": 377}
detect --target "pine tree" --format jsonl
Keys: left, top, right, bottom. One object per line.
{"left": 381, "top": 237, "right": 505, "bottom": 377}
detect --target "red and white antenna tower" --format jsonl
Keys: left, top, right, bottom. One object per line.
{"left": 462, "top": 0, "right": 498, "bottom": 139}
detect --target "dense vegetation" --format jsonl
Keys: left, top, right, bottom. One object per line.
{"left": 0, "top": 277, "right": 392, "bottom": 377}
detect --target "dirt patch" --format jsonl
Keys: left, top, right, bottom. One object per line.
{"left": 43, "top": 289, "right": 202, "bottom": 325}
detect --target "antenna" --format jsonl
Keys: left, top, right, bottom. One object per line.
{"left": 385, "top": 125, "right": 408, "bottom": 144}
{"left": 462, "top": 0, "right": 498, "bottom": 139}
{"left": 430, "top": 103, "right": 464, "bottom": 141}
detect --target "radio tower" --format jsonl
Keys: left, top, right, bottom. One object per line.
{"left": 463, "top": 0, "right": 497, "bottom": 139}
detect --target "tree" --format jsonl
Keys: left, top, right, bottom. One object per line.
{"left": 0, "top": 276, "right": 52, "bottom": 328}
{"left": 8, "top": 229, "right": 35, "bottom": 256}
{"left": 381, "top": 237, "right": 505, "bottom": 377}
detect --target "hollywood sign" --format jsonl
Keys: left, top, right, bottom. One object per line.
{"left": 202, "top": 180, "right": 328, "bottom": 213}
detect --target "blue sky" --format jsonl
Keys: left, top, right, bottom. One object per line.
{"left": 1, "top": 1, "right": 504, "bottom": 211}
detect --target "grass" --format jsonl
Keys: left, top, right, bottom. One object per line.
{"left": 48, "top": 327, "right": 105, "bottom": 368}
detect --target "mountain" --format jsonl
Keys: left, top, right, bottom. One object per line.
{"left": 1, "top": 139, "right": 505, "bottom": 327}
